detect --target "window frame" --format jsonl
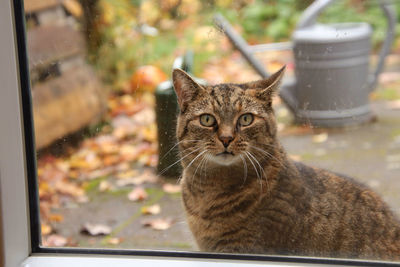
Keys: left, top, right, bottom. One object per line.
{"left": 0, "top": 0, "right": 398, "bottom": 266}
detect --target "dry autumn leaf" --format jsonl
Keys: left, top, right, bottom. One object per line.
{"left": 41, "top": 223, "right": 52, "bottom": 235}
{"left": 54, "top": 180, "right": 85, "bottom": 197}
{"left": 49, "top": 213, "right": 64, "bottom": 222}
{"left": 106, "top": 237, "right": 123, "bottom": 245}
{"left": 118, "top": 170, "right": 157, "bottom": 187}
{"left": 81, "top": 223, "right": 112, "bottom": 236}
{"left": 116, "top": 169, "right": 139, "bottom": 179}
{"left": 162, "top": 183, "right": 181, "bottom": 194}
{"left": 312, "top": 133, "right": 328, "bottom": 143}
{"left": 85, "top": 167, "right": 114, "bottom": 180}
{"left": 142, "top": 217, "right": 173, "bottom": 230}
{"left": 127, "top": 187, "right": 148, "bottom": 201}
{"left": 141, "top": 204, "right": 161, "bottom": 215}
{"left": 99, "top": 180, "right": 113, "bottom": 192}
{"left": 43, "top": 234, "right": 68, "bottom": 247}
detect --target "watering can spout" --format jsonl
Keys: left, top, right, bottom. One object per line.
{"left": 279, "top": 78, "right": 298, "bottom": 115}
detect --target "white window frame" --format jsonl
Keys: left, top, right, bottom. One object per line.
{"left": 0, "top": 0, "right": 398, "bottom": 266}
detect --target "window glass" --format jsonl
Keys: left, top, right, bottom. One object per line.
{"left": 26, "top": 0, "right": 400, "bottom": 262}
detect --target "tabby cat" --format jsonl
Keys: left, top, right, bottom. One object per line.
{"left": 171, "top": 66, "right": 400, "bottom": 260}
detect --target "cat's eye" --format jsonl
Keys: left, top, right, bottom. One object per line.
{"left": 238, "top": 113, "right": 254, "bottom": 126}
{"left": 200, "top": 114, "right": 216, "bottom": 127}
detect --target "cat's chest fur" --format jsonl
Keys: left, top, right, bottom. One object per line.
{"left": 181, "top": 174, "right": 265, "bottom": 253}
{"left": 181, "top": 162, "right": 400, "bottom": 259}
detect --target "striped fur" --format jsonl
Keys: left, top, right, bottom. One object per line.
{"left": 172, "top": 67, "right": 400, "bottom": 260}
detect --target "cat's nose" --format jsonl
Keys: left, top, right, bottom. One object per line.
{"left": 219, "top": 135, "right": 234, "bottom": 148}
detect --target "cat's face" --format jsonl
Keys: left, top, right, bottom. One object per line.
{"left": 172, "top": 67, "right": 285, "bottom": 169}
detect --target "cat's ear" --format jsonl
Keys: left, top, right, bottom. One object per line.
{"left": 172, "top": 69, "right": 203, "bottom": 111}
{"left": 244, "top": 65, "right": 285, "bottom": 105}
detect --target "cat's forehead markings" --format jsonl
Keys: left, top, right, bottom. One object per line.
{"left": 208, "top": 84, "right": 244, "bottom": 108}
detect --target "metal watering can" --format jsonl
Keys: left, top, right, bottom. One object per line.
{"left": 215, "top": 0, "right": 396, "bottom": 127}
{"left": 279, "top": 0, "right": 397, "bottom": 127}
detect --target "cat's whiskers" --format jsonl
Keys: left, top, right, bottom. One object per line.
{"left": 160, "top": 139, "right": 202, "bottom": 162}
{"left": 247, "top": 151, "right": 270, "bottom": 193}
{"left": 200, "top": 153, "right": 211, "bottom": 185}
{"left": 248, "top": 145, "right": 285, "bottom": 169}
{"left": 201, "top": 154, "right": 211, "bottom": 182}
{"left": 186, "top": 150, "right": 208, "bottom": 189}
{"left": 158, "top": 146, "right": 202, "bottom": 176}
{"left": 239, "top": 154, "right": 248, "bottom": 186}
{"left": 177, "top": 175, "right": 183, "bottom": 185}
{"left": 186, "top": 150, "right": 208, "bottom": 172}
{"left": 244, "top": 151, "right": 262, "bottom": 190}
{"left": 192, "top": 151, "right": 208, "bottom": 183}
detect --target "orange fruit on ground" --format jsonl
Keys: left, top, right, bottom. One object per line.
{"left": 130, "top": 65, "right": 168, "bottom": 93}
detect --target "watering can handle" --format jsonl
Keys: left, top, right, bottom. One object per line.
{"left": 370, "top": 1, "right": 397, "bottom": 91}
{"left": 296, "top": 0, "right": 334, "bottom": 30}
{"left": 297, "top": 0, "right": 397, "bottom": 91}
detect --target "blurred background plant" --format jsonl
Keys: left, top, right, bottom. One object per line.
{"left": 84, "top": 0, "right": 400, "bottom": 92}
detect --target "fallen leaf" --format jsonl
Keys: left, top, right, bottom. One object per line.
{"left": 85, "top": 167, "right": 114, "bottom": 180}
{"left": 119, "top": 144, "right": 140, "bottom": 161}
{"left": 54, "top": 180, "right": 85, "bottom": 197}
{"left": 127, "top": 187, "right": 148, "bottom": 201}
{"left": 81, "top": 223, "right": 112, "bottom": 236}
{"left": 99, "top": 180, "right": 113, "bottom": 192}
{"left": 41, "top": 223, "right": 52, "bottom": 235}
{"left": 312, "top": 133, "right": 328, "bottom": 143}
{"left": 116, "top": 169, "right": 139, "bottom": 179}
{"left": 142, "top": 218, "right": 173, "bottom": 230}
{"left": 117, "top": 171, "right": 157, "bottom": 186}
{"left": 106, "top": 237, "right": 123, "bottom": 245}
{"left": 102, "top": 155, "right": 120, "bottom": 166}
{"left": 49, "top": 213, "right": 64, "bottom": 222}
{"left": 111, "top": 115, "right": 138, "bottom": 139}
{"left": 141, "top": 204, "right": 161, "bottom": 215}
{"left": 43, "top": 234, "right": 67, "bottom": 247}
{"left": 115, "top": 162, "right": 130, "bottom": 172}
{"left": 162, "top": 183, "right": 181, "bottom": 194}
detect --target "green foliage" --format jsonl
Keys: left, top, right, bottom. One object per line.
{"left": 92, "top": 0, "right": 400, "bottom": 90}
{"left": 319, "top": 0, "right": 398, "bottom": 47}
{"left": 220, "top": 0, "right": 400, "bottom": 44}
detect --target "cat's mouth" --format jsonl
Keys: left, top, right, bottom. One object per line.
{"left": 216, "top": 151, "right": 234, "bottom": 156}
{"left": 210, "top": 151, "right": 239, "bottom": 166}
